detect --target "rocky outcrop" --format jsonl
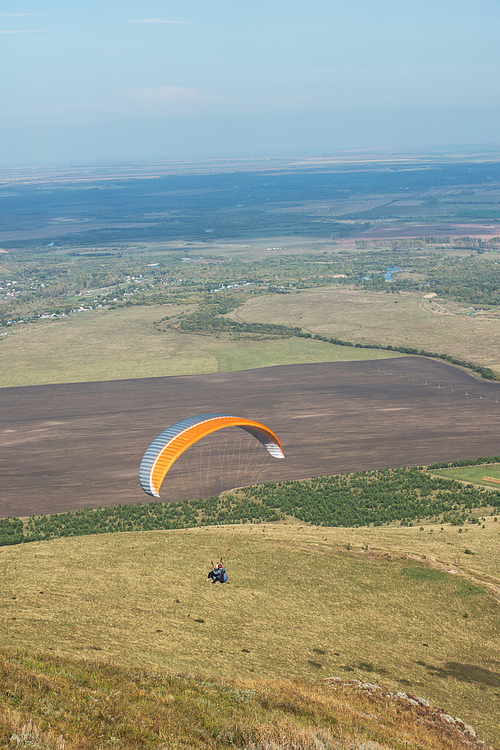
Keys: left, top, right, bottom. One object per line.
{"left": 323, "top": 678, "right": 494, "bottom": 750}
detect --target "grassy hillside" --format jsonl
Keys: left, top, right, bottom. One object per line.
{"left": 0, "top": 649, "right": 493, "bottom": 750}
{"left": 2, "top": 521, "right": 500, "bottom": 746}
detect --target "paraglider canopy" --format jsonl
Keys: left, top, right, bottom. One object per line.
{"left": 139, "top": 413, "right": 284, "bottom": 498}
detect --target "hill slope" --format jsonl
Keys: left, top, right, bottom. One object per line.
{"left": 0, "top": 647, "right": 495, "bottom": 750}
{"left": 1, "top": 522, "right": 500, "bottom": 746}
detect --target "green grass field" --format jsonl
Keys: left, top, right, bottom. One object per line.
{"left": 430, "top": 464, "right": 500, "bottom": 489}
{"left": 0, "top": 304, "right": 402, "bottom": 387}
{"left": 2, "top": 520, "right": 500, "bottom": 745}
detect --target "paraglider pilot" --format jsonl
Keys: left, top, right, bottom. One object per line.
{"left": 207, "top": 562, "right": 227, "bottom": 584}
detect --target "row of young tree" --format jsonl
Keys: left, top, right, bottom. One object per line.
{"left": 244, "top": 466, "right": 500, "bottom": 528}
{"left": 302, "top": 333, "right": 500, "bottom": 381}
{"left": 428, "top": 455, "right": 500, "bottom": 470}
{"left": 1, "top": 464, "right": 499, "bottom": 547}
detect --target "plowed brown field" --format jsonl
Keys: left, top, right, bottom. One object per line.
{"left": 1, "top": 357, "right": 499, "bottom": 518}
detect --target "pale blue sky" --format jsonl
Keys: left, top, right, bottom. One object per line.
{"left": 1, "top": 0, "right": 499, "bottom": 165}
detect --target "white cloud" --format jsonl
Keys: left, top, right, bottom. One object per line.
{"left": 127, "top": 18, "right": 185, "bottom": 24}
{"left": 127, "top": 86, "right": 222, "bottom": 105}
{"left": 0, "top": 29, "right": 44, "bottom": 33}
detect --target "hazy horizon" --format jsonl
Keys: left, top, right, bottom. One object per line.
{"left": 2, "top": 0, "right": 499, "bottom": 167}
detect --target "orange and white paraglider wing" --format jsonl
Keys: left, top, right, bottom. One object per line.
{"left": 139, "top": 413, "right": 284, "bottom": 498}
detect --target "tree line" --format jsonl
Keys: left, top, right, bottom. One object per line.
{"left": 1, "top": 463, "right": 499, "bottom": 547}
{"left": 305, "top": 334, "right": 500, "bottom": 381}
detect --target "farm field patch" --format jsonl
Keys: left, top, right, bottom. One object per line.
{"left": 430, "top": 464, "right": 500, "bottom": 489}
{"left": 229, "top": 287, "right": 500, "bottom": 375}
{"left": 0, "top": 305, "right": 213, "bottom": 387}
{"left": 206, "top": 336, "right": 400, "bottom": 373}
{"left": 1, "top": 358, "right": 499, "bottom": 519}
{"left": 340, "top": 221, "right": 500, "bottom": 243}
{"left": 0, "top": 304, "right": 402, "bottom": 388}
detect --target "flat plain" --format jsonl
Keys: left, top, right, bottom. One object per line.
{"left": 1, "top": 284, "right": 499, "bottom": 388}
{"left": 2, "top": 156, "right": 500, "bottom": 389}
{"left": 0, "top": 303, "right": 401, "bottom": 388}
{"left": 230, "top": 287, "right": 500, "bottom": 375}
{"left": 1, "top": 357, "right": 499, "bottom": 519}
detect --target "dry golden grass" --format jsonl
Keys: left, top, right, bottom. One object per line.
{"left": 0, "top": 648, "right": 489, "bottom": 750}
{"left": 1, "top": 520, "right": 500, "bottom": 746}
{"left": 0, "top": 305, "right": 212, "bottom": 387}
{"left": 229, "top": 287, "right": 500, "bottom": 375}
{"left": 0, "top": 304, "right": 401, "bottom": 387}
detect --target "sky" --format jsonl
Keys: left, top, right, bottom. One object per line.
{"left": 1, "top": 0, "right": 499, "bottom": 166}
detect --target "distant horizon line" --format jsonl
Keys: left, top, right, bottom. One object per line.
{"left": 1, "top": 145, "right": 500, "bottom": 177}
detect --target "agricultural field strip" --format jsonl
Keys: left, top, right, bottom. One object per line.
{"left": 1, "top": 358, "right": 499, "bottom": 520}
{"left": 271, "top": 198, "right": 392, "bottom": 215}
